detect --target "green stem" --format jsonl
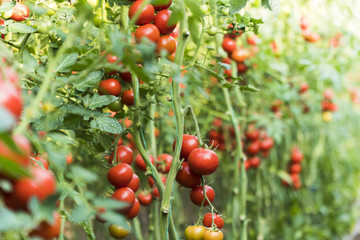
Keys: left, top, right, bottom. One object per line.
{"left": 154, "top": 201, "right": 161, "bottom": 240}
{"left": 183, "top": 105, "right": 204, "bottom": 147}
{"left": 149, "top": 101, "right": 157, "bottom": 158}
{"left": 133, "top": 218, "right": 144, "bottom": 240}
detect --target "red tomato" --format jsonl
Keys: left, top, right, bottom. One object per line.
{"left": 12, "top": 166, "right": 56, "bottom": 209}
{"left": 170, "top": 25, "right": 179, "bottom": 38}
{"left": 154, "top": 9, "right": 176, "bottom": 35}
{"left": 105, "top": 53, "right": 119, "bottom": 63}
{"left": 222, "top": 37, "right": 236, "bottom": 53}
{"left": 98, "top": 78, "right": 122, "bottom": 96}
{"left": 172, "top": 134, "right": 199, "bottom": 161}
{"left": 0, "top": 80, "right": 23, "bottom": 119}
{"left": 231, "top": 49, "right": 249, "bottom": 62}
{"left": 260, "top": 137, "right": 274, "bottom": 151}
{"left": 126, "top": 199, "right": 140, "bottom": 219}
{"left": 188, "top": 148, "right": 219, "bottom": 175}
{"left": 0, "top": 134, "right": 31, "bottom": 168}
{"left": 156, "top": 153, "right": 173, "bottom": 173}
{"left": 135, "top": 154, "right": 155, "bottom": 171}
{"left": 120, "top": 71, "right": 132, "bottom": 83}
{"left": 290, "top": 163, "right": 302, "bottom": 174}
{"left": 135, "top": 24, "right": 160, "bottom": 43}
{"left": 203, "top": 229, "right": 224, "bottom": 240}
{"left": 148, "top": 175, "right": 166, "bottom": 187}
{"left": 138, "top": 192, "right": 152, "bottom": 206}
{"left": 109, "top": 145, "right": 134, "bottom": 165}
{"left": 248, "top": 156, "right": 260, "bottom": 168}
{"left": 202, "top": 213, "right": 224, "bottom": 229}
{"left": 300, "top": 16, "right": 309, "bottom": 30}
{"left": 245, "top": 127, "right": 260, "bottom": 141}
{"left": 30, "top": 211, "right": 61, "bottom": 239}
{"left": 152, "top": 0, "right": 172, "bottom": 11}
{"left": 66, "top": 154, "right": 73, "bottom": 164}
{"left": 246, "top": 141, "right": 260, "bottom": 155}
{"left": 11, "top": 3, "right": 30, "bottom": 22}
{"left": 237, "top": 62, "right": 247, "bottom": 74}
{"left": 129, "top": 0, "right": 155, "bottom": 25}
{"left": 190, "top": 185, "right": 215, "bottom": 206}
{"left": 121, "top": 90, "right": 135, "bottom": 106}
{"left": 290, "top": 147, "right": 303, "bottom": 163}
{"left": 107, "top": 163, "right": 133, "bottom": 188}
{"left": 247, "top": 35, "right": 259, "bottom": 45}
{"left": 0, "top": 19, "right": 4, "bottom": 39}
{"left": 324, "top": 88, "right": 334, "bottom": 100}
{"left": 152, "top": 186, "right": 160, "bottom": 198}
{"left": 176, "top": 162, "right": 201, "bottom": 188}
{"left": 127, "top": 174, "right": 140, "bottom": 192}
{"left": 157, "top": 35, "right": 177, "bottom": 54}
{"left": 299, "top": 82, "right": 309, "bottom": 94}
{"left": 112, "top": 187, "right": 136, "bottom": 213}
{"left": 31, "top": 155, "right": 49, "bottom": 170}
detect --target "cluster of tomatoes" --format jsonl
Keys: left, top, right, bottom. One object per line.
{"left": 0, "top": 0, "right": 30, "bottom": 22}
{"left": 129, "top": 0, "right": 177, "bottom": 57}
{"left": 282, "top": 147, "right": 304, "bottom": 190}
{"left": 300, "top": 15, "right": 320, "bottom": 43}
{"left": 321, "top": 88, "right": 338, "bottom": 122}
{"left": 207, "top": 118, "right": 233, "bottom": 152}
{"left": 243, "top": 124, "right": 275, "bottom": 170}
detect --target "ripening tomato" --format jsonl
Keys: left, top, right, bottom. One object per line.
{"left": 107, "top": 163, "right": 133, "bottom": 188}
{"left": 188, "top": 148, "right": 219, "bottom": 175}
{"left": 172, "top": 134, "right": 199, "bottom": 161}
{"left": 202, "top": 213, "right": 224, "bottom": 229}
{"left": 31, "top": 155, "right": 49, "bottom": 170}
{"left": 203, "top": 229, "right": 224, "bottom": 240}
{"left": 112, "top": 187, "right": 136, "bottom": 213}
{"left": 109, "top": 224, "right": 130, "bottom": 239}
{"left": 247, "top": 35, "right": 259, "bottom": 45}
{"left": 157, "top": 35, "right": 177, "bottom": 54}
{"left": 302, "top": 30, "right": 320, "bottom": 43}
{"left": 121, "top": 90, "right": 135, "bottom": 106}
{"left": 135, "top": 24, "right": 160, "bottom": 43}
{"left": 98, "top": 78, "right": 122, "bottom": 96}
{"left": 109, "top": 145, "right": 134, "bottom": 165}
{"left": 12, "top": 166, "right": 56, "bottom": 209}
{"left": 66, "top": 154, "right": 73, "bottom": 164}
{"left": 190, "top": 185, "right": 215, "bottom": 206}
{"left": 135, "top": 154, "right": 155, "bottom": 171}
{"left": 0, "top": 80, "right": 23, "bottom": 119}
{"left": 184, "top": 225, "right": 205, "bottom": 240}
{"left": 108, "top": 99, "right": 124, "bottom": 112}
{"left": 127, "top": 174, "right": 140, "bottom": 192}
{"left": 170, "top": 25, "right": 179, "bottom": 38}
{"left": 248, "top": 156, "right": 260, "bottom": 168}
{"left": 300, "top": 16, "right": 309, "bottom": 30}
{"left": 129, "top": 0, "right": 155, "bottom": 25}
{"left": 176, "top": 162, "right": 201, "bottom": 188}
{"left": 138, "top": 192, "right": 152, "bottom": 206}
{"left": 231, "top": 48, "right": 249, "bottom": 62}
{"left": 290, "top": 163, "right": 302, "bottom": 174}
{"left": 156, "top": 153, "right": 173, "bottom": 173}
{"left": 30, "top": 211, "right": 61, "bottom": 239}
{"left": 324, "top": 88, "right": 334, "bottom": 100}
{"left": 246, "top": 141, "right": 260, "bottom": 155}
{"left": 126, "top": 199, "right": 140, "bottom": 219}
{"left": 11, "top": 3, "right": 30, "bottom": 22}
{"left": 152, "top": 0, "right": 172, "bottom": 10}
{"left": 290, "top": 147, "right": 303, "bottom": 163}
{"left": 0, "top": 134, "right": 31, "bottom": 167}
{"left": 260, "top": 137, "right": 274, "bottom": 151}
{"left": 222, "top": 37, "right": 236, "bottom": 53}
{"left": 299, "top": 82, "right": 309, "bottom": 94}
{"left": 237, "top": 62, "right": 247, "bottom": 74}
{"left": 154, "top": 9, "right": 176, "bottom": 35}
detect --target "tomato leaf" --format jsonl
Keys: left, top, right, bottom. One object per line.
{"left": 230, "top": 0, "right": 248, "bottom": 14}
{"left": 262, "top": 0, "right": 280, "bottom": 19}
{"left": 73, "top": 70, "right": 104, "bottom": 92}
{"left": 184, "top": 0, "right": 204, "bottom": 18}
{"left": 22, "top": 49, "right": 39, "bottom": 73}
{"left": 56, "top": 52, "right": 79, "bottom": 73}
{"left": 7, "top": 23, "right": 37, "bottom": 33}
{"left": 90, "top": 116, "right": 124, "bottom": 134}
{"left": 188, "top": 16, "right": 202, "bottom": 44}
{"left": 71, "top": 205, "right": 95, "bottom": 224}
{"left": 0, "top": 1, "right": 16, "bottom": 13}
{"left": 239, "top": 84, "right": 260, "bottom": 92}
{"left": 0, "top": 155, "right": 30, "bottom": 179}
{"left": 83, "top": 94, "right": 117, "bottom": 110}
{"left": 0, "top": 208, "right": 31, "bottom": 231}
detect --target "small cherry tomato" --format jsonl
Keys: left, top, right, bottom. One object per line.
{"left": 190, "top": 185, "right": 215, "bottom": 206}
{"left": 231, "top": 48, "right": 249, "bottom": 62}
{"left": 127, "top": 174, "right": 140, "bottom": 192}
{"left": 152, "top": 0, "right": 172, "bottom": 11}
{"left": 11, "top": 3, "right": 30, "bottom": 22}
{"left": 109, "top": 145, "right": 134, "bottom": 165}
{"left": 31, "top": 155, "right": 49, "bottom": 170}
{"left": 135, "top": 24, "right": 160, "bottom": 43}
{"left": 289, "top": 163, "right": 302, "bottom": 174}
{"left": 203, "top": 213, "right": 224, "bottom": 229}
{"left": 290, "top": 147, "right": 303, "bottom": 163}
{"left": 203, "top": 229, "right": 224, "bottom": 240}
{"left": 184, "top": 225, "right": 205, "bottom": 240}
{"left": 109, "top": 224, "right": 130, "bottom": 239}
{"left": 246, "top": 141, "right": 260, "bottom": 155}
{"left": 172, "top": 134, "right": 199, "bottom": 161}
{"left": 248, "top": 156, "right": 260, "bottom": 168}
{"left": 188, "top": 148, "right": 219, "bottom": 175}
{"left": 121, "top": 90, "right": 134, "bottom": 106}
{"left": 222, "top": 37, "right": 236, "bottom": 53}
{"left": 260, "top": 137, "right": 274, "bottom": 151}
{"left": 0, "top": 80, "right": 23, "bottom": 120}
{"left": 157, "top": 35, "right": 177, "bottom": 55}
{"left": 98, "top": 78, "right": 122, "bottom": 96}
{"left": 126, "top": 199, "right": 140, "bottom": 219}
{"left": 154, "top": 9, "right": 176, "bottom": 35}
{"left": 129, "top": 0, "right": 155, "bottom": 25}
{"left": 107, "top": 163, "right": 133, "bottom": 188}
{"left": 108, "top": 99, "right": 124, "bottom": 112}
{"left": 112, "top": 187, "right": 136, "bottom": 213}
{"left": 207, "top": 26, "right": 217, "bottom": 36}
{"left": 138, "top": 192, "right": 152, "bottom": 206}
{"left": 135, "top": 154, "right": 155, "bottom": 171}
{"left": 156, "top": 153, "right": 173, "bottom": 173}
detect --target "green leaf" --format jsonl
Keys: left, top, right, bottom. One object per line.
{"left": 0, "top": 155, "right": 30, "bottom": 179}
{"left": 56, "top": 52, "right": 79, "bottom": 72}
{"left": 269, "top": 0, "right": 280, "bottom": 19}
{"left": 93, "top": 198, "right": 127, "bottom": 210}
{"left": 71, "top": 205, "right": 94, "bottom": 224}
{"left": 188, "top": 16, "right": 202, "bottom": 44}
{"left": 73, "top": 70, "right": 104, "bottom": 92}
{"left": 70, "top": 166, "right": 98, "bottom": 183}
{"left": 22, "top": 50, "right": 39, "bottom": 72}
{"left": 184, "top": 0, "right": 204, "bottom": 18}
{"left": 83, "top": 94, "right": 117, "bottom": 110}
{"left": 0, "top": 208, "right": 31, "bottom": 231}
{"left": 90, "top": 116, "right": 124, "bottom": 134}
{"left": 261, "top": 0, "right": 271, "bottom": 9}
{"left": 0, "top": 1, "right": 16, "bottom": 13}
{"left": 230, "top": 0, "right": 248, "bottom": 14}
{"left": 7, "top": 23, "right": 37, "bottom": 33}
{"left": 112, "top": 0, "right": 133, "bottom": 6}
{"left": 239, "top": 84, "right": 260, "bottom": 92}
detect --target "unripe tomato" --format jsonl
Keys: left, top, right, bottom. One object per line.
{"left": 157, "top": 35, "right": 177, "bottom": 55}
{"left": 30, "top": 211, "right": 61, "bottom": 239}
{"left": 87, "top": 0, "right": 98, "bottom": 8}
{"left": 135, "top": 154, "right": 155, "bottom": 171}
{"left": 112, "top": 187, "right": 136, "bottom": 213}
{"left": 188, "top": 148, "right": 219, "bottom": 175}
{"left": 107, "top": 163, "right": 133, "bottom": 188}
{"left": 184, "top": 225, "right": 205, "bottom": 240}
{"left": 203, "top": 229, "right": 224, "bottom": 240}
{"left": 231, "top": 49, "right": 249, "bottom": 62}
{"left": 108, "top": 99, "right": 124, "bottom": 112}
{"left": 156, "top": 153, "right": 173, "bottom": 173}
{"left": 129, "top": 0, "right": 155, "bottom": 25}
{"left": 202, "top": 213, "right": 224, "bottom": 229}
{"left": 127, "top": 174, "right": 140, "bottom": 192}
{"left": 109, "top": 224, "right": 130, "bottom": 239}
{"left": 190, "top": 185, "right": 215, "bottom": 206}
{"left": 152, "top": 0, "right": 172, "bottom": 11}
{"left": 98, "top": 78, "right": 122, "bottom": 96}
{"left": 108, "top": 145, "right": 134, "bottom": 165}
{"left": 200, "top": 4, "right": 209, "bottom": 14}
{"left": 135, "top": 24, "right": 160, "bottom": 43}
{"left": 46, "top": 2, "right": 58, "bottom": 16}
{"left": 138, "top": 192, "right": 152, "bottom": 206}
{"left": 172, "top": 134, "right": 199, "bottom": 161}
{"left": 11, "top": 3, "right": 30, "bottom": 22}
{"left": 121, "top": 90, "right": 134, "bottom": 106}
{"left": 0, "top": 81, "right": 22, "bottom": 120}
{"left": 93, "top": 13, "right": 102, "bottom": 28}
{"left": 126, "top": 199, "right": 140, "bottom": 219}
{"left": 222, "top": 38, "right": 236, "bottom": 53}
{"left": 154, "top": 9, "right": 176, "bottom": 35}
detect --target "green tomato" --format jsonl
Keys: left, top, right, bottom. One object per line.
{"left": 37, "top": 21, "right": 51, "bottom": 34}
{"left": 222, "top": 8, "right": 229, "bottom": 16}
{"left": 200, "top": 4, "right": 209, "bottom": 14}
{"left": 207, "top": 26, "right": 217, "bottom": 36}
{"left": 46, "top": 2, "right": 58, "bottom": 16}
{"left": 93, "top": 13, "right": 102, "bottom": 28}
{"left": 108, "top": 100, "right": 123, "bottom": 112}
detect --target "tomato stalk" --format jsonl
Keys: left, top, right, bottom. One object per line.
{"left": 133, "top": 218, "right": 144, "bottom": 240}
{"left": 183, "top": 105, "right": 204, "bottom": 147}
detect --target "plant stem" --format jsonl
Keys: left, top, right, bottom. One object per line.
{"left": 183, "top": 105, "right": 204, "bottom": 147}
{"left": 133, "top": 218, "right": 144, "bottom": 240}
{"left": 154, "top": 201, "right": 161, "bottom": 240}
{"left": 149, "top": 101, "right": 157, "bottom": 158}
